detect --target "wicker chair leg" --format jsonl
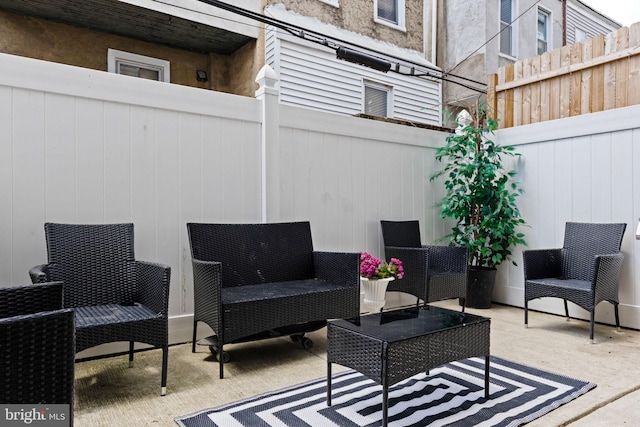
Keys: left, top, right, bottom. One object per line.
{"left": 161, "top": 346, "right": 168, "bottom": 396}
{"left": 590, "top": 312, "right": 595, "bottom": 343}
{"left": 129, "top": 341, "right": 135, "bottom": 368}
{"left": 460, "top": 297, "right": 466, "bottom": 313}
{"left": 219, "top": 343, "right": 225, "bottom": 379}
{"left": 614, "top": 303, "right": 621, "bottom": 332}
{"left": 192, "top": 321, "right": 198, "bottom": 353}
{"left": 564, "top": 300, "right": 570, "bottom": 321}
{"left": 524, "top": 299, "right": 528, "bottom": 328}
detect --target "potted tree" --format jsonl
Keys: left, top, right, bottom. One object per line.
{"left": 430, "top": 100, "right": 527, "bottom": 308}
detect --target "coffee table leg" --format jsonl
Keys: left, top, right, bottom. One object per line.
{"left": 382, "top": 385, "right": 388, "bottom": 427}
{"left": 327, "top": 362, "right": 332, "bottom": 406}
{"left": 484, "top": 355, "right": 490, "bottom": 399}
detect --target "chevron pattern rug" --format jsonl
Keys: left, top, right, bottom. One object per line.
{"left": 175, "top": 356, "right": 595, "bottom": 427}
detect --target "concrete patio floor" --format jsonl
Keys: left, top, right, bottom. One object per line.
{"left": 73, "top": 300, "right": 640, "bottom": 426}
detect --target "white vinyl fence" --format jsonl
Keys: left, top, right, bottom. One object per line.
{"left": 1, "top": 53, "right": 640, "bottom": 356}
{"left": 495, "top": 105, "right": 640, "bottom": 329}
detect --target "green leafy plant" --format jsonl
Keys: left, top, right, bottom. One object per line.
{"left": 430, "top": 101, "right": 527, "bottom": 268}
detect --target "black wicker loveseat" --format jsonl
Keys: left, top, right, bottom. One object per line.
{"left": 187, "top": 221, "right": 360, "bottom": 378}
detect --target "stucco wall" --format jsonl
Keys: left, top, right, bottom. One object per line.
{"left": 0, "top": 10, "right": 258, "bottom": 96}
{"left": 265, "top": 0, "right": 424, "bottom": 52}
{"left": 440, "top": 0, "right": 565, "bottom": 108}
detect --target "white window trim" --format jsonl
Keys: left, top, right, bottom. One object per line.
{"left": 374, "top": 0, "right": 406, "bottom": 32}
{"left": 107, "top": 49, "right": 170, "bottom": 82}
{"left": 537, "top": 7, "right": 552, "bottom": 54}
{"left": 362, "top": 79, "right": 393, "bottom": 118}
{"left": 318, "top": 0, "right": 339, "bottom": 7}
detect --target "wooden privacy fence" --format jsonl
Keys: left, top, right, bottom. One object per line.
{"left": 487, "top": 23, "right": 640, "bottom": 128}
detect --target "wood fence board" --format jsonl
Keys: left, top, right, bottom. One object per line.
{"left": 497, "top": 67, "right": 506, "bottom": 126}
{"left": 581, "top": 38, "right": 593, "bottom": 115}
{"left": 560, "top": 45, "right": 572, "bottom": 118}
{"left": 591, "top": 34, "right": 605, "bottom": 112}
{"left": 570, "top": 43, "right": 583, "bottom": 116}
{"left": 629, "top": 23, "right": 640, "bottom": 105}
{"left": 539, "top": 52, "right": 551, "bottom": 122}
{"left": 604, "top": 32, "right": 617, "bottom": 110}
{"left": 549, "top": 48, "right": 561, "bottom": 120}
{"left": 487, "top": 73, "right": 498, "bottom": 120}
{"left": 531, "top": 55, "right": 541, "bottom": 123}
{"left": 513, "top": 60, "right": 523, "bottom": 126}
{"left": 615, "top": 27, "right": 629, "bottom": 108}
{"left": 503, "top": 63, "right": 515, "bottom": 128}
{"left": 522, "top": 58, "right": 532, "bottom": 125}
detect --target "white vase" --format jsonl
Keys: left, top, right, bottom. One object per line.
{"left": 360, "top": 277, "right": 394, "bottom": 313}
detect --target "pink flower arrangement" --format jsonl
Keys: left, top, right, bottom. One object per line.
{"left": 360, "top": 252, "right": 404, "bottom": 280}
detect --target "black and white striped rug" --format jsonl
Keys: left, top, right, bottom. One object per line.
{"left": 175, "top": 356, "right": 595, "bottom": 427}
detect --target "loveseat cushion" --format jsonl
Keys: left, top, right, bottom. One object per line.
{"left": 220, "top": 279, "right": 358, "bottom": 343}
{"left": 221, "top": 279, "right": 352, "bottom": 304}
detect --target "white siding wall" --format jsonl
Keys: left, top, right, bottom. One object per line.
{"left": 566, "top": 3, "right": 620, "bottom": 44}
{"left": 265, "top": 27, "right": 442, "bottom": 126}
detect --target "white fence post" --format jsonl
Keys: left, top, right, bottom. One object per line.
{"left": 255, "top": 65, "right": 281, "bottom": 222}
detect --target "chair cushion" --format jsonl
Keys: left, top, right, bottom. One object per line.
{"left": 75, "top": 304, "right": 160, "bottom": 328}
{"left": 527, "top": 277, "right": 591, "bottom": 292}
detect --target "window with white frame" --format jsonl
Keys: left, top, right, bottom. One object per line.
{"left": 363, "top": 81, "right": 391, "bottom": 118}
{"left": 537, "top": 9, "right": 550, "bottom": 54}
{"left": 107, "top": 49, "right": 170, "bottom": 82}
{"left": 500, "top": 0, "right": 515, "bottom": 56}
{"left": 375, "top": 0, "right": 405, "bottom": 30}
{"left": 575, "top": 27, "right": 587, "bottom": 43}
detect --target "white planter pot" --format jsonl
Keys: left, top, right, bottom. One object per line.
{"left": 360, "top": 277, "right": 394, "bottom": 313}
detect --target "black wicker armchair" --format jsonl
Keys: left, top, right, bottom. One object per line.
{"left": 187, "top": 221, "right": 360, "bottom": 379}
{"left": 30, "top": 223, "right": 171, "bottom": 395}
{"left": 524, "top": 222, "right": 626, "bottom": 341}
{"left": 0, "top": 282, "right": 75, "bottom": 423}
{"left": 380, "top": 220, "right": 469, "bottom": 310}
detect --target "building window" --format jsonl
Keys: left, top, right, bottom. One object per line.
{"left": 575, "top": 27, "right": 587, "bottom": 43}
{"left": 537, "top": 9, "right": 550, "bottom": 54}
{"left": 375, "top": 0, "right": 405, "bottom": 30}
{"left": 364, "top": 81, "right": 391, "bottom": 118}
{"left": 107, "top": 49, "right": 170, "bottom": 82}
{"left": 500, "top": 0, "right": 514, "bottom": 56}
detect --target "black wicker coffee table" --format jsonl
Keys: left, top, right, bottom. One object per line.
{"left": 327, "top": 305, "right": 491, "bottom": 426}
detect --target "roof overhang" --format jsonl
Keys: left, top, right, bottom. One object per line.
{"left": 0, "top": 0, "right": 260, "bottom": 55}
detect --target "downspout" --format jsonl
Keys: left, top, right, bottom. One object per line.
{"left": 431, "top": 0, "right": 438, "bottom": 65}
{"left": 561, "top": 0, "right": 567, "bottom": 46}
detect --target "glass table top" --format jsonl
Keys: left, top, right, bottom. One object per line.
{"left": 329, "top": 305, "right": 490, "bottom": 343}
